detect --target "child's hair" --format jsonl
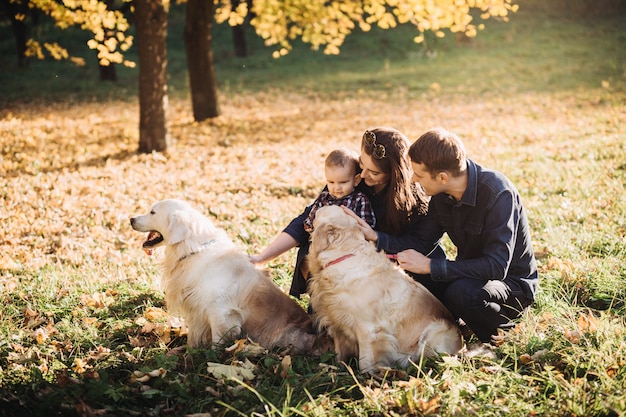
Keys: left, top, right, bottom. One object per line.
{"left": 325, "top": 148, "right": 360, "bottom": 175}
{"left": 408, "top": 128, "right": 467, "bottom": 178}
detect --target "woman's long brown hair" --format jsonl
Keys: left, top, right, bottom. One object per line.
{"left": 361, "top": 127, "right": 428, "bottom": 235}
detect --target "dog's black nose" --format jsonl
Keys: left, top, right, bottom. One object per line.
{"left": 130, "top": 217, "right": 136, "bottom": 226}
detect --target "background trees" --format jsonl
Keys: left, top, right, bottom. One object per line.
{"left": 4, "top": 0, "right": 519, "bottom": 153}
{"left": 242, "top": 0, "right": 518, "bottom": 57}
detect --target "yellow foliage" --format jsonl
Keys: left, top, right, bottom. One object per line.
{"left": 27, "top": 0, "right": 135, "bottom": 66}
{"left": 23, "top": 0, "right": 519, "bottom": 81}
{"left": 465, "top": 25, "right": 478, "bottom": 37}
{"left": 377, "top": 13, "right": 397, "bottom": 30}
{"left": 24, "top": 39, "right": 44, "bottom": 59}
{"left": 104, "top": 37, "right": 118, "bottom": 53}
{"left": 324, "top": 44, "right": 340, "bottom": 55}
{"left": 248, "top": 0, "right": 519, "bottom": 57}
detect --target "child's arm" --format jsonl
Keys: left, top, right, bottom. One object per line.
{"left": 249, "top": 232, "right": 299, "bottom": 265}
{"left": 251, "top": 188, "right": 326, "bottom": 265}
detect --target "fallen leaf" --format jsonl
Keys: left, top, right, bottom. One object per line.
{"left": 72, "top": 358, "right": 90, "bottom": 374}
{"left": 280, "top": 355, "right": 292, "bottom": 378}
{"left": 144, "top": 307, "right": 168, "bottom": 321}
{"left": 418, "top": 394, "right": 441, "bottom": 414}
{"left": 225, "top": 338, "right": 247, "bottom": 354}
{"left": 564, "top": 328, "right": 580, "bottom": 344}
{"left": 520, "top": 353, "right": 533, "bottom": 364}
{"left": 207, "top": 359, "right": 255, "bottom": 381}
{"left": 577, "top": 311, "right": 597, "bottom": 333}
{"left": 89, "top": 346, "right": 111, "bottom": 360}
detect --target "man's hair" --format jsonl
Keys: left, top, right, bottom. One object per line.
{"left": 325, "top": 148, "right": 359, "bottom": 175}
{"left": 408, "top": 128, "right": 467, "bottom": 177}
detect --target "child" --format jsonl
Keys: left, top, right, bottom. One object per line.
{"left": 303, "top": 148, "right": 376, "bottom": 232}
{"left": 250, "top": 148, "right": 375, "bottom": 275}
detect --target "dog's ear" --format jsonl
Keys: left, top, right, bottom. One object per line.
{"left": 311, "top": 224, "right": 337, "bottom": 254}
{"left": 167, "top": 210, "right": 192, "bottom": 244}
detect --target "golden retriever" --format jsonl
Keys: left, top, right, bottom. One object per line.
{"left": 307, "top": 205, "right": 462, "bottom": 373}
{"left": 130, "top": 199, "right": 325, "bottom": 354}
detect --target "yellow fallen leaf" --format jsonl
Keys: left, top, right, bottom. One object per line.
{"left": 140, "top": 322, "right": 157, "bottom": 334}
{"left": 148, "top": 368, "right": 167, "bottom": 378}
{"left": 131, "top": 373, "right": 151, "bottom": 383}
{"left": 225, "top": 338, "right": 247, "bottom": 354}
{"left": 225, "top": 338, "right": 266, "bottom": 356}
{"left": 207, "top": 359, "right": 255, "bottom": 381}
{"left": 418, "top": 394, "right": 441, "bottom": 414}
{"left": 519, "top": 353, "right": 533, "bottom": 364}
{"left": 564, "top": 328, "right": 580, "bottom": 344}
{"left": 577, "top": 311, "right": 597, "bottom": 333}
{"left": 89, "top": 346, "right": 111, "bottom": 360}
{"left": 72, "top": 358, "right": 89, "bottom": 374}
{"left": 80, "top": 292, "right": 108, "bottom": 309}
{"left": 145, "top": 307, "right": 168, "bottom": 321}
{"left": 82, "top": 317, "right": 98, "bottom": 327}
{"left": 280, "top": 355, "right": 292, "bottom": 378}
{"left": 32, "top": 327, "right": 49, "bottom": 344}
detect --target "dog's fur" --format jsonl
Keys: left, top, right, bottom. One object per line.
{"left": 130, "top": 199, "right": 325, "bottom": 353}
{"left": 307, "top": 205, "right": 462, "bottom": 373}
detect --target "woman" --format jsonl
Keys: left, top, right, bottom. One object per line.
{"left": 251, "top": 127, "right": 444, "bottom": 299}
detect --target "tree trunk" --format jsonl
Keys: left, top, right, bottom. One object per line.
{"left": 231, "top": 25, "right": 247, "bottom": 58}
{"left": 231, "top": 0, "right": 247, "bottom": 57}
{"left": 99, "top": 0, "right": 118, "bottom": 82}
{"left": 4, "top": 0, "right": 28, "bottom": 67}
{"left": 134, "top": 0, "right": 169, "bottom": 153}
{"left": 184, "top": 0, "right": 219, "bottom": 121}
{"left": 99, "top": 62, "right": 117, "bottom": 81}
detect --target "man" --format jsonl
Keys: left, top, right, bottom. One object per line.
{"left": 397, "top": 127, "right": 539, "bottom": 344}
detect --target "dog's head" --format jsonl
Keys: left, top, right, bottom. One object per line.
{"left": 310, "top": 205, "right": 362, "bottom": 255}
{"left": 130, "top": 199, "right": 201, "bottom": 253}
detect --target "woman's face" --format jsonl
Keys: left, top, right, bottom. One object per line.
{"left": 359, "top": 150, "right": 390, "bottom": 193}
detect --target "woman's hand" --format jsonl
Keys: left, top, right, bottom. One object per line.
{"left": 397, "top": 249, "right": 431, "bottom": 274}
{"left": 341, "top": 206, "right": 378, "bottom": 242}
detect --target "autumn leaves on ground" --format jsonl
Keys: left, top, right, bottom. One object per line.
{"left": 2, "top": 5, "right": 626, "bottom": 417}
{"left": 3, "top": 88, "right": 626, "bottom": 415}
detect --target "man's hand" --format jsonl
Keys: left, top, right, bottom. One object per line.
{"left": 397, "top": 249, "right": 431, "bottom": 274}
{"left": 341, "top": 206, "right": 378, "bottom": 242}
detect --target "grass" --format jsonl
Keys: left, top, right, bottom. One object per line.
{"left": 1, "top": 0, "right": 626, "bottom": 415}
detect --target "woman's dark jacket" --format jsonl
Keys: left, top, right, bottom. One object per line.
{"left": 284, "top": 183, "right": 445, "bottom": 297}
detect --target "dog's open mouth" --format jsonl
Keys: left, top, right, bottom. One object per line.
{"left": 142, "top": 231, "right": 163, "bottom": 255}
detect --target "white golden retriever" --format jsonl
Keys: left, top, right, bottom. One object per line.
{"left": 130, "top": 199, "right": 326, "bottom": 354}
{"left": 308, "top": 205, "right": 462, "bottom": 373}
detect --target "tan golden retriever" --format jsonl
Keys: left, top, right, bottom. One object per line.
{"left": 308, "top": 205, "right": 462, "bottom": 373}
{"left": 130, "top": 199, "right": 326, "bottom": 354}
